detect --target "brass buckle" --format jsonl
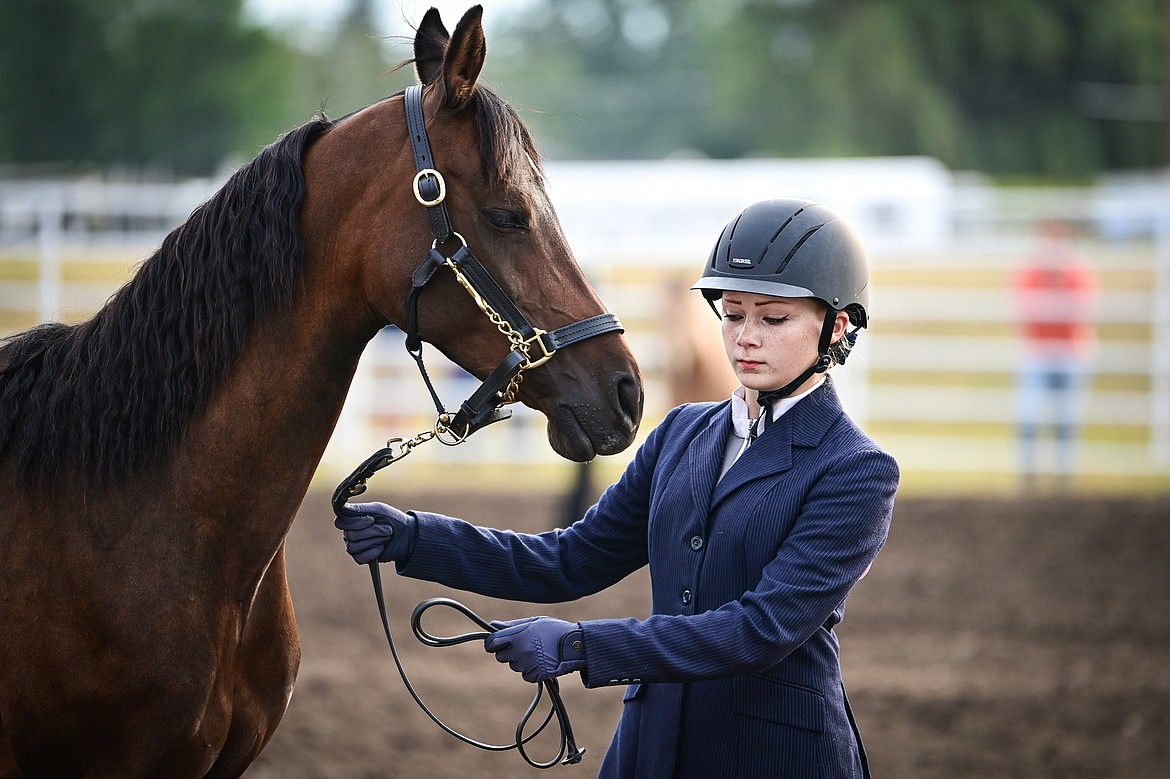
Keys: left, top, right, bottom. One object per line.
{"left": 520, "top": 329, "right": 555, "bottom": 369}
{"left": 412, "top": 168, "right": 446, "bottom": 207}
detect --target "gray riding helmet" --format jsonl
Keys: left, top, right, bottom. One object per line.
{"left": 691, "top": 199, "right": 870, "bottom": 328}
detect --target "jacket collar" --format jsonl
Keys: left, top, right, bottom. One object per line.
{"left": 707, "top": 377, "right": 844, "bottom": 508}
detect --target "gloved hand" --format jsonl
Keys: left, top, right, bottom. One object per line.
{"left": 334, "top": 501, "right": 417, "bottom": 565}
{"left": 484, "top": 616, "right": 586, "bottom": 683}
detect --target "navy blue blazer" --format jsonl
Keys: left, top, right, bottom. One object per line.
{"left": 401, "top": 378, "right": 899, "bottom": 778}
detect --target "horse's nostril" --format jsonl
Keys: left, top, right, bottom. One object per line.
{"left": 612, "top": 371, "right": 643, "bottom": 426}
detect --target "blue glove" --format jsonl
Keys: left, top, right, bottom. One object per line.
{"left": 334, "top": 501, "right": 417, "bottom": 565}
{"left": 484, "top": 616, "right": 586, "bottom": 683}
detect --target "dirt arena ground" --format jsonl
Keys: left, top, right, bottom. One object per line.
{"left": 248, "top": 490, "right": 1169, "bottom": 779}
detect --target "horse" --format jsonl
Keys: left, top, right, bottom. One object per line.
{"left": 0, "top": 6, "right": 643, "bottom": 777}
{"left": 660, "top": 276, "right": 740, "bottom": 408}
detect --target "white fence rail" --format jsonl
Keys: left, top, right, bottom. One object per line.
{"left": 2, "top": 161, "right": 1167, "bottom": 492}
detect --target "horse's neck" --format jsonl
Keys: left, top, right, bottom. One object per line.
{"left": 176, "top": 301, "right": 369, "bottom": 570}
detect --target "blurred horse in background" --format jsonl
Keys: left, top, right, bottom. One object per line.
{"left": 660, "top": 276, "right": 739, "bottom": 407}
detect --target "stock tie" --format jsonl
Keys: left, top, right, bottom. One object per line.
{"left": 746, "top": 392, "right": 780, "bottom": 447}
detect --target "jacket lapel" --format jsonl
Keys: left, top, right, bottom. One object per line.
{"left": 711, "top": 379, "right": 844, "bottom": 509}
{"left": 687, "top": 404, "right": 731, "bottom": 513}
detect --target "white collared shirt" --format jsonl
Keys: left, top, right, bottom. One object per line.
{"left": 719, "top": 378, "right": 824, "bottom": 480}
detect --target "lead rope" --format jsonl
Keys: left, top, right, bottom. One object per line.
{"left": 368, "top": 567, "right": 585, "bottom": 768}
{"left": 333, "top": 446, "right": 586, "bottom": 769}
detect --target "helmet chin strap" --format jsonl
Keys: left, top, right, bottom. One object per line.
{"left": 755, "top": 308, "right": 837, "bottom": 408}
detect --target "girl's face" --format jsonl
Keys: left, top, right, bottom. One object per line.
{"left": 720, "top": 291, "right": 846, "bottom": 400}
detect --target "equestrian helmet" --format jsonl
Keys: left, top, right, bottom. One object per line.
{"left": 692, "top": 199, "right": 870, "bottom": 327}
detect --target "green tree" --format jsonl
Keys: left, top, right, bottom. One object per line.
{"left": 296, "top": 0, "right": 408, "bottom": 120}
{"left": 488, "top": 0, "right": 1167, "bottom": 177}
{"left": 0, "top": 0, "right": 105, "bottom": 167}
{"left": 2, "top": 0, "right": 1163, "bottom": 177}
{"left": 0, "top": 0, "right": 299, "bottom": 174}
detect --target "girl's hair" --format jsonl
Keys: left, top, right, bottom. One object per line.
{"left": 827, "top": 329, "right": 858, "bottom": 367}
{"left": 822, "top": 301, "right": 863, "bottom": 368}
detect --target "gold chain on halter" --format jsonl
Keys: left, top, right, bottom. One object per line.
{"left": 441, "top": 256, "right": 555, "bottom": 404}
{"left": 378, "top": 251, "right": 560, "bottom": 465}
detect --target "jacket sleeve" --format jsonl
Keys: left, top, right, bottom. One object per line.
{"left": 397, "top": 407, "right": 689, "bottom": 602}
{"left": 580, "top": 445, "right": 899, "bottom": 687}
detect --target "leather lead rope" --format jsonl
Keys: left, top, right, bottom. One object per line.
{"left": 332, "top": 452, "right": 586, "bottom": 769}
{"left": 371, "top": 568, "right": 586, "bottom": 768}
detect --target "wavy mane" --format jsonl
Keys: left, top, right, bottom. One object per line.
{"left": 472, "top": 84, "right": 543, "bottom": 187}
{"left": 0, "top": 118, "right": 333, "bottom": 489}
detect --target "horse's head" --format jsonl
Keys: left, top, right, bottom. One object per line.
{"left": 301, "top": 6, "right": 642, "bottom": 461}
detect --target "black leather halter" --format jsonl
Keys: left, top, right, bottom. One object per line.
{"left": 330, "top": 84, "right": 619, "bottom": 769}
{"left": 331, "top": 83, "right": 628, "bottom": 539}
{"left": 400, "top": 83, "right": 623, "bottom": 442}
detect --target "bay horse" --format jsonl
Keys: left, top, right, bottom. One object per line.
{"left": 0, "top": 6, "right": 642, "bottom": 777}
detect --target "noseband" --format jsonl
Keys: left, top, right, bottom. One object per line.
{"left": 330, "top": 84, "right": 618, "bottom": 768}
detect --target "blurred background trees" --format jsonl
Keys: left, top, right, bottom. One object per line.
{"left": 1, "top": 0, "right": 1165, "bottom": 177}
{"left": 0, "top": 0, "right": 297, "bottom": 174}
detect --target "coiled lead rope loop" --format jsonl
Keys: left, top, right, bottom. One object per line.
{"left": 368, "top": 566, "right": 586, "bottom": 768}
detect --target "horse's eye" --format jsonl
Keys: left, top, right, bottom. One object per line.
{"left": 482, "top": 208, "right": 528, "bottom": 231}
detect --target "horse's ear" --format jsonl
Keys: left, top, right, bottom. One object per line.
{"left": 414, "top": 7, "right": 450, "bottom": 85}
{"left": 441, "top": 5, "right": 486, "bottom": 110}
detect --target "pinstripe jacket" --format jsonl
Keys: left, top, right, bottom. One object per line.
{"left": 401, "top": 378, "right": 899, "bottom": 778}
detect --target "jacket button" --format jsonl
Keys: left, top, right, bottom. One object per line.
{"left": 681, "top": 590, "right": 692, "bottom": 604}
{"left": 689, "top": 536, "right": 703, "bottom": 551}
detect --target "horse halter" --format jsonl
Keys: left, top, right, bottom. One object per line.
{"left": 330, "top": 83, "right": 626, "bottom": 769}
{"left": 399, "top": 83, "right": 623, "bottom": 451}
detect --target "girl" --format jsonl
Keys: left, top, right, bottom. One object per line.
{"left": 338, "top": 199, "right": 899, "bottom": 778}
